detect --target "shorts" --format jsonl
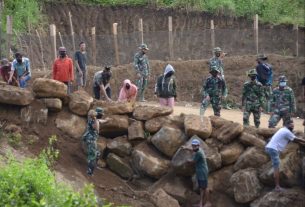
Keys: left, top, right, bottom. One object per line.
{"left": 197, "top": 179, "right": 208, "bottom": 189}
{"left": 265, "top": 147, "right": 280, "bottom": 169}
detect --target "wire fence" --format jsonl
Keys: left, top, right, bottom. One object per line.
{"left": 5, "top": 25, "right": 305, "bottom": 70}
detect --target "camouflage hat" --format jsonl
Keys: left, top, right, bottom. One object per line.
{"left": 210, "top": 65, "right": 220, "bottom": 73}
{"left": 104, "top": 65, "right": 111, "bottom": 70}
{"left": 256, "top": 54, "right": 267, "bottom": 60}
{"left": 278, "top": 75, "right": 288, "bottom": 82}
{"left": 95, "top": 107, "right": 104, "bottom": 114}
{"left": 213, "top": 47, "right": 222, "bottom": 53}
{"left": 139, "top": 43, "right": 149, "bottom": 50}
{"left": 247, "top": 69, "right": 257, "bottom": 76}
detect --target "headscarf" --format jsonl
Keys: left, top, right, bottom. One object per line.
{"left": 118, "top": 79, "right": 138, "bottom": 102}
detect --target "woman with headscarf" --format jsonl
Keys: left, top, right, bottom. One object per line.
{"left": 118, "top": 79, "right": 138, "bottom": 103}
{"left": 155, "top": 64, "right": 177, "bottom": 108}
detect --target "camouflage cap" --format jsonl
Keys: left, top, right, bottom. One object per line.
{"left": 247, "top": 69, "right": 257, "bottom": 76}
{"left": 213, "top": 47, "right": 222, "bottom": 53}
{"left": 278, "top": 75, "right": 288, "bottom": 82}
{"left": 256, "top": 54, "right": 267, "bottom": 60}
{"left": 104, "top": 65, "right": 111, "bottom": 70}
{"left": 95, "top": 107, "right": 104, "bottom": 114}
{"left": 210, "top": 65, "right": 220, "bottom": 73}
{"left": 139, "top": 43, "right": 149, "bottom": 50}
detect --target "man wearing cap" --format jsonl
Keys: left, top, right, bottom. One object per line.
{"left": 242, "top": 69, "right": 264, "bottom": 128}
{"left": 268, "top": 75, "right": 296, "bottom": 128}
{"left": 265, "top": 120, "right": 305, "bottom": 191}
{"left": 82, "top": 107, "right": 109, "bottom": 176}
{"left": 93, "top": 66, "right": 112, "bottom": 101}
{"left": 256, "top": 54, "right": 273, "bottom": 112}
{"left": 8, "top": 53, "right": 31, "bottom": 88}
{"left": 201, "top": 65, "right": 227, "bottom": 117}
{"left": 74, "top": 41, "right": 87, "bottom": 90}
{"left": 0, "top": 58, "right": 18, "bottom": 86}
{"left": 181, "top": 139, "right": 210, "bottom": 207}
{"left": 134, "top": 43, "right": 150, "bottom": 102}
{"left": 52, "top": 47, "right": 74, "bottom": 94}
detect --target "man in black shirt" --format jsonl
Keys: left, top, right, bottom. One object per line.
{"left": 75, "top": 42, "right": 87, "bottom": 90}
{"left": 93, "top": 66, "right": 112, "bottom": 101}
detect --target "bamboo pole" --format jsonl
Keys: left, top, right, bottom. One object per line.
{"left": 210, "top": 20, "right": 215, "bottom": 52}
{"left": 254, "top": 14, "right": 259, "bottom": 54}
{"left": 139, "top": 18, "right": 144, "bottom": 44}
{"left": 58, "top": 32, "right": 64, "bottom": 47}
{"left": 36, "top": 29, "right": 46, "bottom": 71}
{"left": 68, "top": 11, "right": 76, "bottom": 52}
{"left": 91, "top": 27, "right": 96, "bottom": 65}
{"left": 50, "top": 24, "right": 57, "bottom": 61}
{"left": 168, "top": 16, "right": 174, "bottom": 60}
{"left": 6, "top": 15, "right": 13, "bottom": 58}
{"left": 113, "top": 23, "right": 120, "bottom": 65}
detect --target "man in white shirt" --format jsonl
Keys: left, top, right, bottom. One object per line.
{"left": 265, "top": 120, "right": 305, "bottom": 191}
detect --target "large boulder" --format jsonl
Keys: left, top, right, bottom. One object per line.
{"left": 151, "top": 126, "right": 187, "bottom": 157}
{"left": 93, "top": 100, "right": 134, "bottom": 115}
{"left": 33, "top": 78, "right": 67, "bottom": 98}
{"left": 55, "top": 113, "right": 86, "bottom": 139}
{"left": 100, "top": 115, "right": 129, "bottom": 137}
{"left": 69, "top": 90, "right": 93, "bottom": 116}
{"left": 257, "top": 127, "right": 278, "bottom": 140}
{"left": 259, "top": 151, "right": 302, "bottom": 187}
{"left": 230, "top": 168, "right": 263, "bottom": 203}
{"left": 145, "top": 114, "right": 184, "bottom": 133}
{"left": 217, "top": 122, "right": 244, "bottom": 144}
{"left": 0, "top": 85, "right": 34, "bottom": 106}
{"left": 209, "top": 116, "right": 232, "bottom": 128}
{"left": 133, "top": 105, "right": 173, "bottom": 121}
{"left": 131, "top": 142, "right": 170, "bottom": 179}
{"left": 184, "top": 115, "right": 212, "bottom": 139}
{"left": 234, "top": 147, "right": 269, "bottom": 171}
{"left": 128, "top": 121, "right": 145, "bottom": 141}
{"left": 208, "top": 165, "right": 234, "bottom": 195}
{"left": 239, "top": 132, "right": 266, "bottom": 149}
{"left": 220, "top": 142, "right": 244, "bottom": 165}
{"left": 107, "top": 136, "right": 132, "bottom": 157}
{"left": 152, "top": 188, "right": 180, "bottom": 207}
{"left": 210, "top": 192, "right": 244, "bottom": 207}
{"left": 250, "top": 188, "right": 305, "bottom": 207}
{"left": 41, "top": 98, "right": 62, "bottom": 112}
{"left": 171, "top": 135, "right": 222, "bottom": 176}
{"left": 20, "top": 101, "right": 48, "bottom": 125}
{"left": 106, "top": 153, "right": 133, "bottom": 179}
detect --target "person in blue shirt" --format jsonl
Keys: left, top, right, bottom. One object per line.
{"left": 181, "top": 139, "right": 211, "bottom": 207}
{"left": 8, "top": 53, "right": 31, "bottom": 88}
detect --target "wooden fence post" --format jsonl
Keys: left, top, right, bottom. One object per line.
{"left": 254, "top": 14, "right": 259, "bottom": 54}
{"left": 210, "top": 20, "right": 215, "bottom": 51}
{"left": 91, "top": 27, "right": 96, "bottom": 65}
{"left": 0, "top": 1, "right": 3, "bottom": 58}
{"left": 113, "top": 23, "right": 120, "bottom": 65}
{"left": 68, "top": 11, "right": 76, "bottom": 52}
{"left": 6, "top": 15, "right": 13, "bottom": 58}
{"left": 139, "top": 18, "right": 144, "bottom": 44}
{"left": 168, "top": 16, "right": 174, "bottom": 60}
{"left": 36, "top": 29, "right": 46, "bottom": 71}
{"left": 293, "top": 24, "right": 299, "bottom": 57}
{"left": 58, "top": 32, "right": 64, "bottom": 47}
{"left": 50, "top": 24, "right": 57, "bottom": 61}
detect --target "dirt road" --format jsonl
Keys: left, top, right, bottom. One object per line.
{"left": 145, "top": 102, "right": 304, "bottom": 132}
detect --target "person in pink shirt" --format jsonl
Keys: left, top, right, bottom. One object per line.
{"left": 118, "top": 79, "right": 137, "bottom": 103}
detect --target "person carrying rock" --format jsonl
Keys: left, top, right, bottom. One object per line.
{"left": 74, "top": 41, "right": 87, "bottom": 90}
{"left": 242, "top": 69, "right": 264, "bottom": 128}
{"left": 201, "top": 64, "right": 227, "bottom": 117}
{"left": 82, "top": 107, "right": 109, "bottom": 176}
{"left": 265, "top": 120, "right": 305, "bottom": 192}
{"left": 118, "top": 79, "right": 137, "bottom": 104}
{"left": 209, "top": 47, "right": 230, "bottom": 109}
{"left": 8, "top": 52, "right": 31, "bottom": 88}
{"left": 134, "top": 43, "right": 150, "bottom": 102}
{"left": 93, "top": 66, "right": 112, "bottom": 101}
{"left": 256, "top": 54, "right": 273, "bottom": 112}
{"left": 155, "top": 64, "right": 177, "bottom": 108}
{"left": 0, "top": 58, "right": 18, "bottom": 86}
{"left": 52, "top": 47, "right": 74, "bottom": 94}
{"left": 268, "top": 75, "right": 296, "bottom": 128}
{"left": 181, "top": 139, "right": 211, "bottom": 207}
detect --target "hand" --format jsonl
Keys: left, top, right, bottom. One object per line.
{"left": 205, "top": 96, "right": 210, "bottom": 101}
{"left": 106, "top": 97, "right": 112, "bottom": 102}
{"left": 7, "top": 78, "right": 12, "bottom": 84}
{"left": 136, "top": 73, "right": 141, "bottom": 78}
{"left": 20, "top": 76, "right": 25, "bottom": 81}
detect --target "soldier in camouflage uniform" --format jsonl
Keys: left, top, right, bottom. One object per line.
{"left": 268, "top": 76, "right": 296, "bottom": 128}
{"left": 242, "top": 69, "right": 264, "bottom": 128}
{"left": 82, "top": 107, "right": 108, "bottom": 176}
{"left": 134, "top": 43, "right": 150, "bottom": 102}
{"left": 201, "top": 65, "right": 227, "bottom": 117}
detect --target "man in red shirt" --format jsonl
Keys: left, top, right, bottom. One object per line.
{"left": 52, "top": 47, "right": 74, "bottom": 94}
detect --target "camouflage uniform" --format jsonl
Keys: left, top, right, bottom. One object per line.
{"left": 268, "top": 76, "right": 296, "bottom": 128}
{"left": 242, "top": 69, "right": 264, "bottom": 128}
{"left": 209, "top": 47, "right": 224, "bottom": 77}
{"left": 134, "top": 44, "right": 150, "bottom": 101}
{"left": 201, "top": 66, "right": 227, "bottom": 116}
